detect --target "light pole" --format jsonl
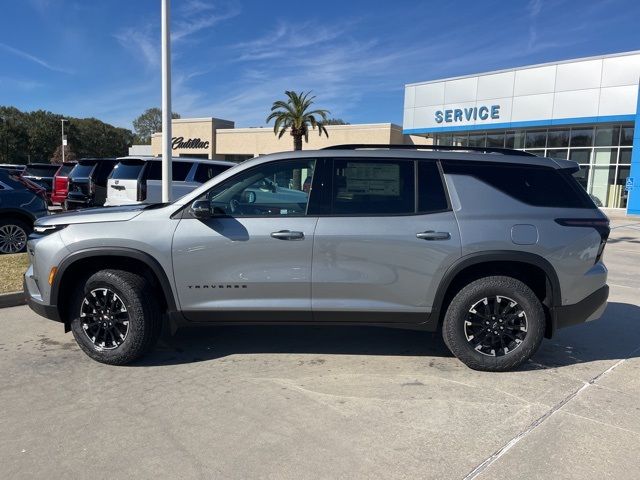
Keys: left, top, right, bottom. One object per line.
{"left": 161, "top": 0, "right": 173, "bottom": 202}
{"left": 61, "top": 118, "right": 68, "bottom": 163}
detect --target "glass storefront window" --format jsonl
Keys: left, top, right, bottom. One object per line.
{"left": 595, "top": 126, "right": 620, "bottom": 146}
{"left": 468, "top": 133, "right": 486, "bottom": 147}
{"left": 437, "top": 134, "right": 453, "bottom": 146}
{"left": 588, "top": 165, "right": 616, "bottom": 208}
{"left": 619, "top": 148, "right": 631, "bottom": 164}
{"left": 486, "top": 132, "right": 505, "bottom": 147}
{"left": 570, "top": 128, "right": 594, "bottom": 147}
{"left": 505, "top": 131, "right": 525, "bottom": 149}
{"left": 620, "top": 126, "right": 634, "bottom": 146}
{"left": 546, "top": 149, "right": 568, "bottom": 160}
{"left": 452, "top": 134, "right": 468, "bottom": 146}
{"left": 525, "top": 129, "right": 547, "bottom": 148}
{"left": 593, "top": 148, "right": 616, "bottom": 166}
{"left": 547, "top": 129, "right": 570, "bottom": 148}
{"left": 569, "top": 148, "right": 591, "bottom": 164}
{"left": 615, "top": 165, "right": 630, "bottom": 209}
{"left": 573, "top": 165, "right": 590, "bottom": 190}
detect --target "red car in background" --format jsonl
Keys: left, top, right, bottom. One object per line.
{"left": 50, "top": 162, "right": 77, "bottom": 206}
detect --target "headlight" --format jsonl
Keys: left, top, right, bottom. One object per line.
{"left": 33, "top": 224, "right": 68, "bottom": 235}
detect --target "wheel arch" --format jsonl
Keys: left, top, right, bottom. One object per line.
{"left": 432, "top": 251, "right": 561, "bottom": 338}
{"left": 0, "top": 209, "right": 37, "bottom": 227}
{"left": 53, "top": 248, "right": 178, "bottom": 327}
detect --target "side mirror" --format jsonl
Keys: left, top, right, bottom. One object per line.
{"left": 190, "top": 199, "right": 211, "bottom": 219}
{"left": 242, "top": 190, "right": 256, "bottom": 204}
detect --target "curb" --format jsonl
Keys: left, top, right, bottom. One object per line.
{"left": 0, "top": 292, "right": 26, "bottom": 309}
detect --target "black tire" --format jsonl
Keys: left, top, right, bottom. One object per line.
{"left": 0, "top": 218, "right": 31, "bottom": 254}
{"left": 442, "top": 276, "right": 545, "bottom": 372}
{"left": 69, "top": 269, "right": 162, "bottom": 365}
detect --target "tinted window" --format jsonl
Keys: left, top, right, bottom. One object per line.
{"left": 70, "top": 163, "right": 96, "bottom": 178}
{"left": 202, "top": 159, "right": 315, "bottom": 217}
{"left": 194, "top": 163, "right": 231, "bottom": 183}
{"left": 442, "top": 161, "right": 594, "bottom": 209}
{"left": 173, "top": 162, "right": 192, "bottom": 181}
{"left": 110, "top": 161, "right": 145, "bottom": 180}
{"left": 417, "top": 161, "right": 448, "bottom": 212}
{"left": 94, "top": 161, "right": 117, "bottom": 183}
{"left": 146, "top": 161, "right": 192, "bottom": 181}
{"left": 331, "top": 159, "right": 414, "bottom": 215}
{"left": 56, "top": 164, "right": 74, "bottom": 177}
{"left": 24, "top": 165, "right": 58, "bottom": 177}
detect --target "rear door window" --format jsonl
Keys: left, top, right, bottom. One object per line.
{"left": 330, "top": 159, "right": 415, "bottom": 215}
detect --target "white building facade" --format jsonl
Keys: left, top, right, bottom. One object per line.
{"left": 403, "top": 51, "right": 640, "bottom": 214}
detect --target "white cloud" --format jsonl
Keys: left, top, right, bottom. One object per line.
{"left": 114, "top": 28, "right": 159, "bottom": 69}
{"left": 172, "top": 0, "right": 241, "bottom": 41}
{"left": 0, "top": 42, "right": 71, "bottom": 74}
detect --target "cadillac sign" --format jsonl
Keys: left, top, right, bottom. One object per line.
{"left": 172, "top": 137, "right": 210, "bottom": 150}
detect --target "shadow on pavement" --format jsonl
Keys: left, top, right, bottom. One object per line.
{"left": 132, "top": 302, "right": 640, "bottom": 369}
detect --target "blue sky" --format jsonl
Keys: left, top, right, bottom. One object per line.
{"left": 1, "top": 0, "right": 639, "bottom": 130}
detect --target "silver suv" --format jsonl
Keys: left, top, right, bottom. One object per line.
{"left": 24, "top": 146, "right": 609, "bottom": 371}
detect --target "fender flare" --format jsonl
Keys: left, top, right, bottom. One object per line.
{"left": 51, "top": 247, "right": 178, "bottom": 312}
{"left": 430, "top": 250, "right": 561, "bottom": 322}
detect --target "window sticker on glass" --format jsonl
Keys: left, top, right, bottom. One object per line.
{"left": 342, "top": 163, "right": 400, "bottom": 196}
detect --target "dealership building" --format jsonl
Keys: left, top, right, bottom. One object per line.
{"left": 142, "top": 50, "right": 640, "bottom": 215}
{"left": 403, "top": 50, "right": 640, "bottom": 214}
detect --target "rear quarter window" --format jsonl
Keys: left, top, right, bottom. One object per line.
{"left": 442, "top": 161, "right": 594, "bottom": 209}
{"left": 145, "top": 161, "right": 193, "bottom": 181}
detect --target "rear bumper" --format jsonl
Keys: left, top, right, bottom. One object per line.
{"left": 552, "top": 285, "right": 609, "bottom": 333}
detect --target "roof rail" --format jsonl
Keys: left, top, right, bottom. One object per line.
{"left": 321, "top": 144, "right": 536, "bottom": 157}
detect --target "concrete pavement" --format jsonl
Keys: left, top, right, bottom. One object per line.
{"left": 1, "top": 220, "right": 639, "bottom": 479}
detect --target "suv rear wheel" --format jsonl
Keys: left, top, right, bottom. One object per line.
{"left": 442, "top": 276, "right": 545, "bottom": 372}
{"left": 0, "top": 218, "right": 30, "bottom": 254}
{"left": 69, "top": 269, "right": 161, "bottom": 365}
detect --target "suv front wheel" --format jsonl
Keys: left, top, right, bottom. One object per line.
{"left": 442, "top": 276, "right": 545, "bottom": 372}
{"left": 69, "top": 269, "right": 161, "bottom": 365}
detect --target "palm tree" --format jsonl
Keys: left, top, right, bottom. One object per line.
{"left": 266, "top": 91, "right": 330, "bottom": 151}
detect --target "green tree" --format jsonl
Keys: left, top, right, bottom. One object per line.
{"left": 266, "top": 91, "right": 330, "bottom": 189}
{"left": 324, "top": 118, "right": 349, "bottom": 125}
{"left": 266, "top": 91, "right": 330, "bottom": 151}
{"left": 132, "top": 108, "right": 181, "bottom": 144}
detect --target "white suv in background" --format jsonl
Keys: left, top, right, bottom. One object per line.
{"left": 104, "top": 156, "right": 235, "bottom": 206}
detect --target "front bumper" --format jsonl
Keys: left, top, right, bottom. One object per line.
{"left": 23, "top": 277, "right": 61, "bottom": 323}
{"left": 552, "top": 285, "right": 609, "bottom": 334}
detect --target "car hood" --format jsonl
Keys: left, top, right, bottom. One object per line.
{"left": 35, "top": 204, "right": 147, "bottom": 226}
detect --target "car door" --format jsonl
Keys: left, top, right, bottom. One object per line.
{"left": 172, "top": 158, "right": 319, "bottom": 321}
{"left": 311, "top": 157, "right": 462, "bottom": 323}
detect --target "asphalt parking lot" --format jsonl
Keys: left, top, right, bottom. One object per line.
{"left": 1, "top": 219, "right": 639, "bottom": 479}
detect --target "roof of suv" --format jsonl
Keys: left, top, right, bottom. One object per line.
{"left": 235, "top": 146, "right": 577, "bottom": 171}
{"left": 116, "top": 156, "right": 236, "bottom": 167}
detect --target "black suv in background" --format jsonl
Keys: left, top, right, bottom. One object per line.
{"left": 65, "top": 158, "right": 118, "bottom": 210}
{"left": 23, "top": 163, "right": 60, "bottom": 203}
{"left": 0, "top": 168, "right": 48, "bottom": 253}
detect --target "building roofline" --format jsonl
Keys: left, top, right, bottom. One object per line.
{"left": 405, "top": 49, "right": 640, "bottom": 87}
{"left": 216, "top": 123, "right": 403, "bottom": 133}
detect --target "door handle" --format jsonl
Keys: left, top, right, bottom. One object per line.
{"left": 416, "top": 231, "right": 451, "bottom": 241}
{"left": 271, "top": 230, "right": 305, "bottom": 240}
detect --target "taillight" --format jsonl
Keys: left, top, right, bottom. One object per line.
{"left": 555, "top": 218, "right": 610, "bottom": 263}
{"left": 137, "top": 181, "right": 147, "bottom": 201}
